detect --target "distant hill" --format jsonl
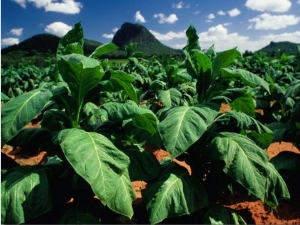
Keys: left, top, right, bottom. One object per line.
{"left": 1, "top": 23, "right": 183, "bottom": 59}
{"left": 1, "top": 34, "right": 102, "bottom": 56}
{"left": 111, "top": 22, "right": 183, "bottom": 57}
{"left": 1, "top": 34, "right": 60, "bottom": 54}
{"left": 256, "top": 41, "right": 300, "bottom": 55}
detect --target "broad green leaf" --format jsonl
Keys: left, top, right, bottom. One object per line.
{"left": 101, "top": 101, "right": 154, "bottom": 122}
{"left": 221, "top": 68, "right": 270, "bottom": 94}
{"left": 40, "top": 109, "right": 72, "bottom": 131}
{"left": 183, "top": 24, "right": 201, "bottom": 53}
{"left": 212, "top": 48, "right": 241, "bottom": 79}
{"left": 56, "top": 22, "right": 84, "bottom": 58}
{"left": 1, "top": 92, "right": 10, "bottom": 102}
{"left": 214, "top": 88, "right": 246, "bottom": 103}
{"left": 283, "top": 82, "right": 300, "bottom": 99}
{"left": 122, "top": 146, "right": 160, "bottom": 181}
{"left": 193, "top": 50, "right": 213, "bottom": 102}
{"left": 103, "top": 70, "right": 138, "bottom": 103}
{"left": 132, "top": 113, "right": 158, "bottom": 136}
{"left": 267, "top": 122, "right": 295, "bottom": 143}
{"left": 270, "top": 151, "right": 300, "bottom": 172}
{"left": 201, "top": 204, "right": 246, "bottom": 225}
{"left": 194, "top": 50, "right": 212, "bottom": 76}
{"left": 89, "top": 42, "right": 118, "bottom": 58}
{"left": 7, "top": 128, "right": 52, "bottom": 151}
{"left": 63, "top": 43, "right": 84, "bottom": 56}
{"left": 82, "top": 102, "right": 108, "bottom": 128}
{"left": 58, "top": 54, "right": 104, "bottom": 103}
{"left": 142, "top": 162, "right": 209, "bottom": 224}
{"left": 229, "top": 91, "right": 255, "bottom": 116}
{"left": 206, "top": 132, "right": 290, "bottom": 207}
{"left": 205, "top": 44, "right": 217, "bottom": 61}
{"left": 58, "top": 128, "right": 130, "bottom": 205}
{"left": 128, "top": 57, "right": 148, "bottom": 76}
{"left": 123, "top": 121, "right": 162, "bottom": 148}
{"left": 1, "top": 166, "right": 52, "bottom": 224}
{"left": 150, "top": 80, "right": 166, "bottom": 91}
{"left": 1, "top": 89, "right": 53, "bottom": 145}
{"left": 107, "top": 170, "right": 136, "bottom": 218}
{"left": 174, "top": 70, "right": 192, "bottom": 84}
{"left": 159, "top": 103, "right": 219, "bottom": 158}
{"left": 221, "top": 110, "right": 273, "bottom": 148}
{"left": 158, "top": 88, "right": 182, "bottom": 107}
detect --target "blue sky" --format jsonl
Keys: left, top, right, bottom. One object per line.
{"left": 1, "top": 0, "right": 300, "bottom": 52}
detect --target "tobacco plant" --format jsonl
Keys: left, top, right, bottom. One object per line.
{"left": 1, "top": 22, "right": 291, "bottom": 224}
{"left": 140, "top": 24, "right": 290, "bottom": 224}
{"left": 1, "top": 22, "right": 159, "bottom": 224}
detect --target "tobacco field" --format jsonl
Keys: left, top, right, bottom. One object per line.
{"left": 1, "top": 22, "right": 300, "bottom": 224}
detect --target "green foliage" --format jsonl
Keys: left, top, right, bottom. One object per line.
{"left": 142, "top": 159, "right": 209, "bottom": 224}
{"left": 1, "top": 166, "right": 52, "bottom": 224}
{"left": 1, "top": 22, "right": 295, "bottom": 224}
{"left": 1, "top": 63, "right": 57, "bottom": 98}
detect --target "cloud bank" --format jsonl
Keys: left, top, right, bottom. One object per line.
{"left": 134, "top": 11, "right": 146, "bottom": 23}
{"left": 12, "top": 0, "right": 82, "bottom": 14}
{"left": 245, "top": 0, "right": 292, "bottom": 12}
{"left": 44, "top": 22, "right": 72, "bottom": 37}
{"left": 249, "top": 13, "right": 300, "bottom": 30}
{"left": 153, "top": 13, "right": 178, "bottom": 24}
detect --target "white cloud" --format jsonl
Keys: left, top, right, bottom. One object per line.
{"left": 102, "top": 28, "right": 118, "bottom": 39}
{"left": 149, "top": 30, "right": 186, "bottom": 41}
{"left": 12, "top": 0, "right": 26, "bottom": 8}
{"left": 245, "top": 0, "right": 291, "bottom": 12}
{"left": 198, "top": 25, "right": 300, "bottom": 52}
{"left": 162, "top": 25, "right": 300, "bottom": 52}
{"left": 134, "top": 11, "right": 146, "bottom": 23}
{"left": 223, "top": 23, "right": 231, "bottom": 26}
{"left": 249, "top": 13, "right": 300, "bottom": 30}
{"left": 1, "top": 38, "right": 20, "bottom": 46}
{"left": 198, "top": 24, "right": 249, "bottom": 52}
{"left": 227, "top": 8, "right": 241, "bottom": 17}
{"left": 172, "top": 1, "right": 184, "bottom": 9}
{"left": 44, "top": 22, "right": 72, "bottom": 37}
{"left": 207, "top": 13, "right": 215, "bottom": 20}
{"left": 10, "top": 28, "right": 23, "bottom": 36}
{"left": 153, "top": 13, "right": 178, "bottom": 24}
{"left": 260, "top": 31, "right": 300, "bottom": 44}
{"left": 13, "top": 0, "right": 82, "bottom": 14}
{"left": 218, "top": 10, "right": 226, "bottom": 16}
{"left": 298, "top": 0, "right": 300, "bottom": 4}
{"left": 102, "top": 33, "right": 114, "bottom": 39}
{"left": 156, "top": 25, "right": 249, "bottom": 52}
{"left": 27, "top": 0, "right": 51, "bottom": 8}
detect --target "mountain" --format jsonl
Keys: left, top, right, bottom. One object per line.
{"left": 256, "top": 41, "right": 300, "bottom": 55}
{"left": 1, "top": 23, "right": 182, "bottom": 58}
{"left": 111, "top": 22, "right": 183, "bottom": 56}
{"left": 1, "top": 34, "right": 60, "bottom": 54}
{"left": 1, "top": 34, "right": 102, "bottom": 56}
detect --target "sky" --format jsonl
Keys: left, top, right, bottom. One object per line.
{"left": 1, "top": 0, "right": 300, "bottom": 53}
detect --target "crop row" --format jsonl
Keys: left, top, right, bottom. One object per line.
{"left": 1, "top": 22, "right": 299, "bottom": 224}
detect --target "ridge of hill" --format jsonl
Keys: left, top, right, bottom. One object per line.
{"left": 256, "top": 41, "right": 300, "bottom": 55}
{"left": 1, "top": 22, "right": 183, "bottom": 58}
{"left": 112, "top": 22, "right": 160, "bottom": 47}
{"left": 110, "top": 22, "right": 183, "bottom": 57}
{"left": 1, "top": 24, "right": 299, "bottom": 63}
{"left": 1, "top": 34, "right": 102, "bottom": 56}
